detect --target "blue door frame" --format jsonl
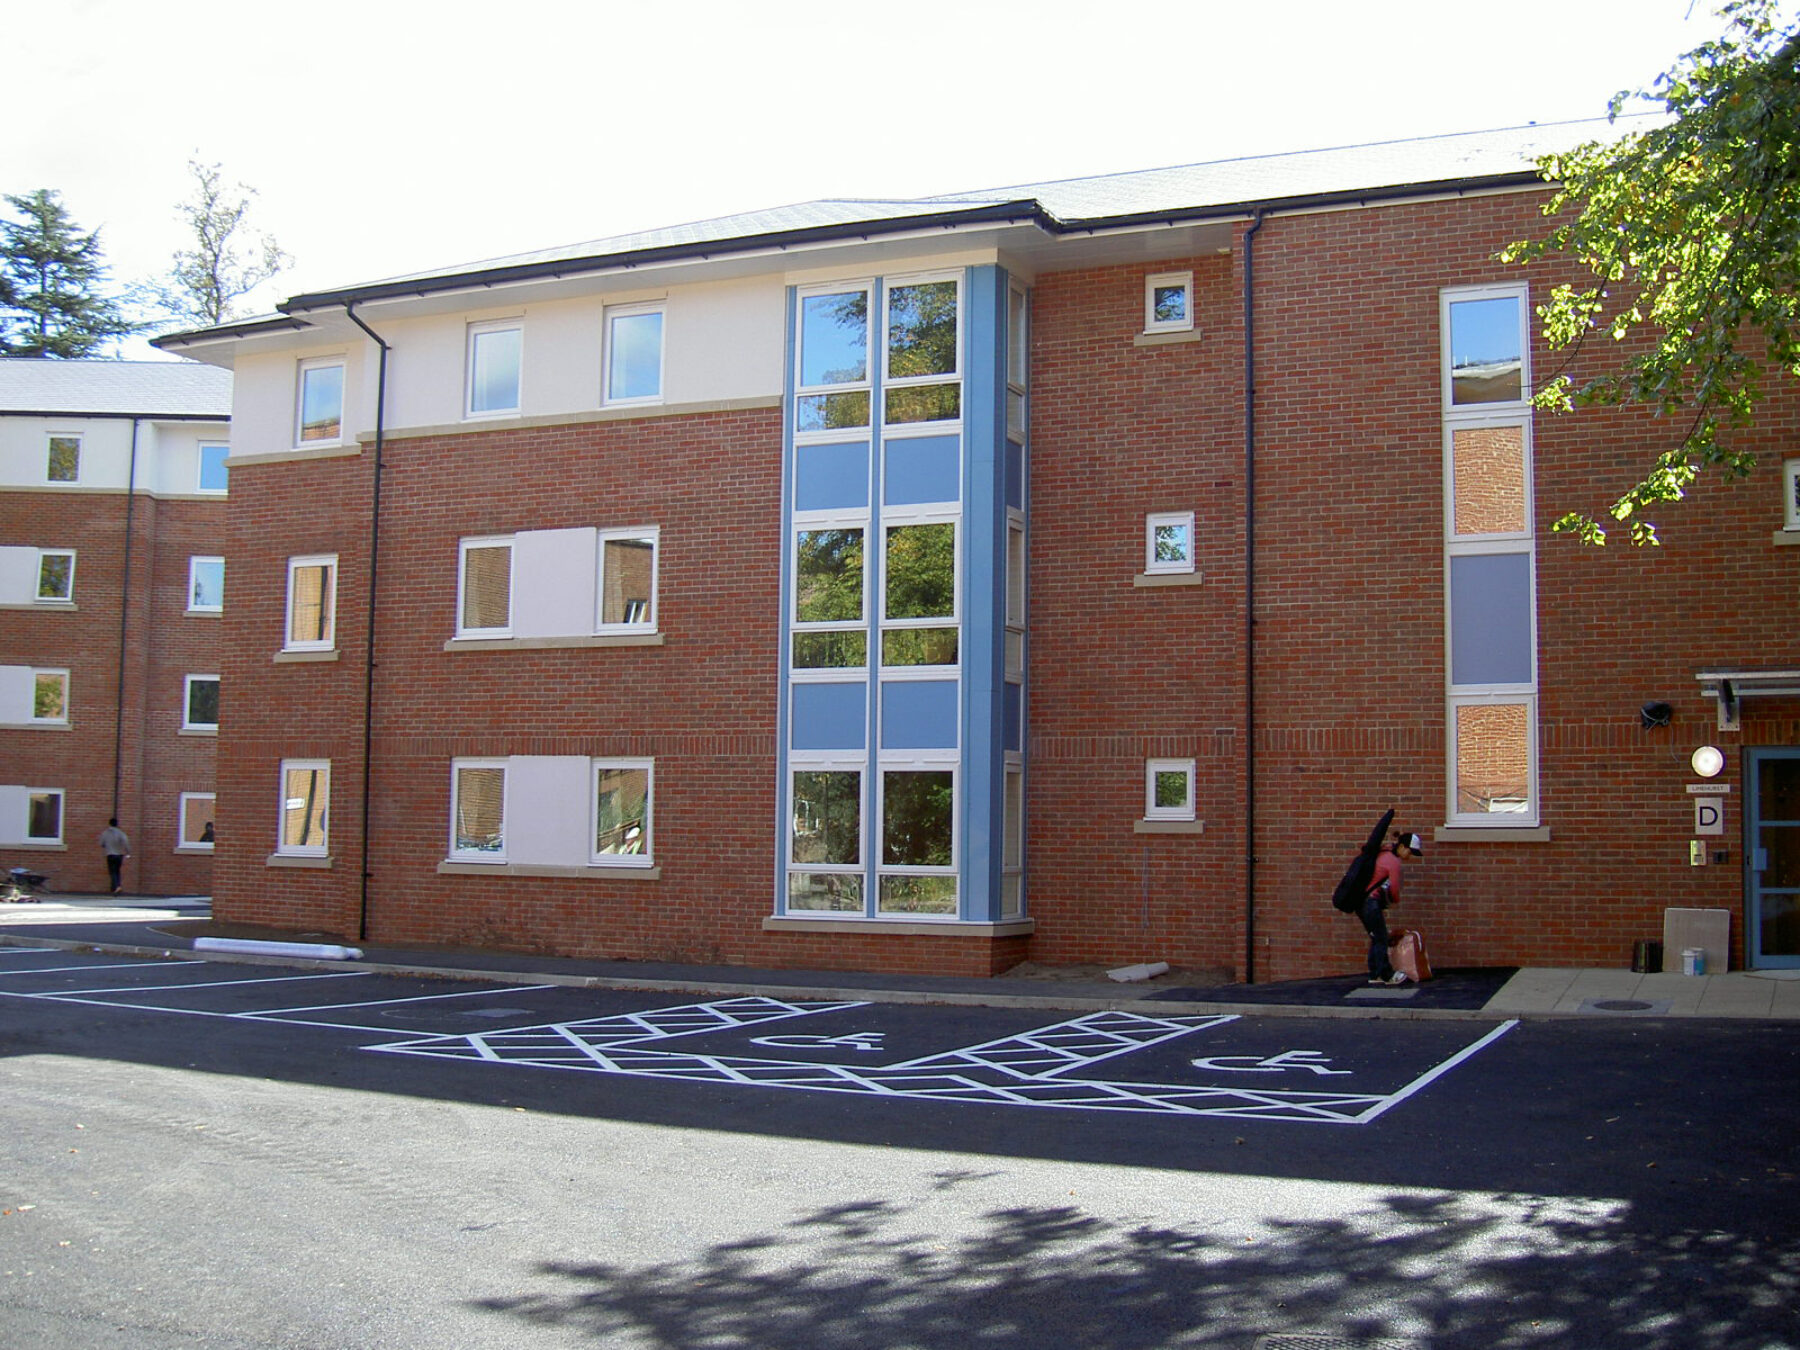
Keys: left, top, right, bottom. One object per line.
{"left": 1746, "top": 746, "right": 1800, "bottom": 969}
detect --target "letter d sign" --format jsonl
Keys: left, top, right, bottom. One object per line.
{"left": 1695, "top": 797, "right": 1724, "bottom": 836}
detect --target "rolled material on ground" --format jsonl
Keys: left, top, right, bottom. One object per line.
{"left": 1106, "top": 960, "right": 1170, "bottom": 983}
{"left": 193, "top": 937, "right": 364, "bottom": 961}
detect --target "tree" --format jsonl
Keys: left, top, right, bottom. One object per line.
{"left": 146, "top": 159, "right": 290, "bottom": 330}
{"left": 0, "top": 189, "right": 137, "bottom": 358}
{"left": 1502, "top": 0, "right": 1800, "bottom": 544}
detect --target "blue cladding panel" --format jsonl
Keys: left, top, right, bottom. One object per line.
{"left": 794, "top": 441, "right": 870, "bottom": 512}
{"left": 1450, "top": 552, "right": 1532, "bottom": 685}
{"left": 884, "top": 434, "right": 961, "bottom": 506}
{"left": 1004, "top": 682, "right": 1022, "bottom": 752}
{"left": 791, "top": 682, "right": 867, "bottom": 750}
{"left": 881, "top": 680, "right": 960, "bottom": 750}
{"left": 1005, "top": 439, "right": 1023, "bottom": 511}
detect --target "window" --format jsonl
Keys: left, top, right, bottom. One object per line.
{"left": 189, "top": 556, "right": 225, "bottom": 613}
{"left": 458, "top": 538, "right": 513, "bottom": 636}
{"left": 46, "top": 434, "right": 80, "bottom": 483}
{"left": 1145, "top": 759, "right": 1196, "bottom": 821}
{"left": 592, "top": 759, "right": 653, "bottom": 865}
{"left": 788, "top": 766, "right": 864, "bottom": 911}
{"left": 277, "top": 760, "right": 330, "bottom": 856}
{"left": 1006, "top": 283, "right": 1028, "bottom": 438}
{"left": 33, "top": 670, "right": 68, "bottom": 723}
{"left": 792, "top": 527, "right": 867, "bottom": 669}
{"left": 197, "top": 442, "right": 229, "bottom": 493}
{"left": 1145, "top": 512, "right": 1195, "bottom": 574}
{"left": 36, "top": 549, "right": 75, "bottom": 603}
{"left": 796, "top": 286, "right": 871, "bottom": 432}
{"left": 1443, "top": 285, "right": 1538, "bottom": 826}
{"left": 285, "top": 556, "right": 337, "bottom": 650}
{"left": 1144, "top": 271, "right": 1193, "bottom": 334}
{"left": 1785, "top": 459, "right": 1800, "bottom": 531}
{"left": 597, "top": 529, "right": 657, "bottom": 630}
{"left": 296, "top": 359, "right": 346, "bottom": 445}
{"left": 884, "top": 277, "right": 959, "bottom": 425}
{"left": 184, "top": 675, "right": 220, "bottom": 731}
{"left": 467, "top": 321, "right": 522, "bottom": 416}
{"left": 882, "top": 519, "right": 957, "bottom": 667}
{"left": 1006, "top": 516, "right": 1025, "bottom": 681}
{"left": 179, "top": 792, "right": 216, "bottom": 850}
{"left": 605, "top": 304, "right": 664, "bottom": 405}
{"left": 26, "top": 789, "right": 63, "bottom": 843}
{"left": 879, "top": 767, "right": 956, "bottom": 914}
{"left": 450, "top": 760, "right": 507, "bottom": 861}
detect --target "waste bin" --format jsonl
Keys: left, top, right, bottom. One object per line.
{"left": 1631, "top": 939, "right": 1663, "bottom": 973}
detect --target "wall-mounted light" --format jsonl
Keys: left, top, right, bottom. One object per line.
{"left": 1640, "top": 701, "right": 1673, "bottom": 729}
{"left": 1691, "top": 745, "right": 1725, "bottom": 778}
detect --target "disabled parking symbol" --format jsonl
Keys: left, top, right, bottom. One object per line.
{"left": 750, "top": 1031, "right": 887, "bottom": 1052}
{"left": 1190, "top": 1049, "right": 1349, "bottom": 1076}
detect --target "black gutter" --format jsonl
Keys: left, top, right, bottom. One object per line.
{"left": 0, "top": 409, "right": 230, "bottom": 422}
{"left": 344, "top": 303, "right": 390, "bottom": 944}
{"left": 111, "top": 418, "right": 142, "bottom": 822}
{"left": 1241, "top": 210, "right": 1265, "bottom": 985}
{"left": 150, "top": 315, "right": 312, "bottom": 351}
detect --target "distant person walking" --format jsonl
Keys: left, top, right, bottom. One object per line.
{"left": 1361, "top": 830, "right": 1422, "bottom": 984}
{"left": 99, "top": 818, "right": 131, "bottom": 895}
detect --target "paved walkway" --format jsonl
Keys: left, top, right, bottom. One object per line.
{"left": 2, "top": 894, "right": 1797, "bottom": 1020}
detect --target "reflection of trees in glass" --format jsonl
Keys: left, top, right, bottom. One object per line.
{"left": 1154, "top": 524, "right": 1189, "bottom": 564}
{"left": 47, "top": 437, "right": 78, "bottom": 481}
{"left": 792, "top": 770, "right": 860, "bottom": 866}
{"left": 879, "top": 875, "right": 957, "bottom": 913}
{"left": 887, "top": 281, "right": 957, "bottom": 378}
{"left": 796, "top": 390, "right": 871, "bottom": 432}
{"left": 1153, "top": 285, "right": 1187, "bottom": 324}
{"left": 1154, "top": 771, "right": 1188, "bottom": 809}
{"left": 881, "top": 627, "right": 957, "bottom": 667}
{"left": 801, "top": 292, "right": 868, "bottom": 386}
{"left": 884, "top": 383, "right": 960, "bottom": 425}
{"left": 792, "top": 630, "right": 867, "bottom": 668}
{"left": 33, "top": 674, "right": 64, "bottom": 720}
{"left": 36, "top": 554, "right": 72, "bottom": 599}
{"left": 596, "top": 767, "right": 650, "bottom": 854}
{"left": 796, "top": 529, "right": 864, "bottom": 622}
{"left": 883, "top": 770, "right": 953, "bottom": 866}
{"left": 885, "top": 523, "right": 954, "bottom": 619}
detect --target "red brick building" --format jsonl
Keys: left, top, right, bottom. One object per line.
{"left": 156, "top": 124, "right": 1800, "bottom": 977}
{"left": 0, "top": 359, "right": 231, "bottom": 895}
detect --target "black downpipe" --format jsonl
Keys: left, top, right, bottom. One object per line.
{"left": 345, "top": 304, "right": 389, "bottom": 943}
{"left": 111, "top": 418, "right": 142, "bottom": 822}
{"left": 1242, "top": 210, "right": 1265, "bottom": 984}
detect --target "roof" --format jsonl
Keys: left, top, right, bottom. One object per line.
{"left": 0, "top": 358, "right": 232, "bottom": 418}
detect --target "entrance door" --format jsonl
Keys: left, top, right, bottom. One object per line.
{"left": 1748, "top": 748, "right": 1800, "bottom": 969}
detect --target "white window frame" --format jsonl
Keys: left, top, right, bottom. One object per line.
{"left": 31, "top": 668, "right": 69, "bottom": 724}
{"left": 878, "top": 508, "right": 961, "bottom": 671}
{"left": 276, "top": 759, "right": 330, "bottom": 857}
{"left": 196, "top": 442, "right": 230, "bottom": 494}
{"left": 794, "top": 281, "right": 874, "bottom": 438}
{"left": 449, "top": 759, "right": 508, "bottom": 862}
{"left": 875, "top": 755, "right": 960, "bottom": 917}
{"left": 295, "top": 357, "right": 347, "bottom": 447}
{"left": 178, "top": 791, "right": 216, "bottom": 851}
{"left": 1144, "top": 271, "right": 1194, "bottom": 334}
{"left": 603, "top": 302, "right": 666, "bottom": 407}
{"left": 465, "top": 319, "right": 523, "bottom": 418}
{"left": 790, "top": 516, "right": 870, "bottom": 676}
{"left": 36, "top": 549, "right": 75, "bottom": 604}
{"left": 183, "top": 674, "right": 220, "bottom": 732}
{"left": 46, "top": 433, "right": 81, "bottom": 484}
{"left": 595, "top": 527, "right": 659, "bottom": 633}
{"left": 456, "top": 537, "right": 514, "bottom": 637}
{"left": 284, "top": 555, "right": 337, "bottom": 652}
{"left": 188, "top": 556, "right": 225, "bottom": 614}
{"left": 1145, "top": 758, "right": 1197, "bottom": 821}
{"left": 881, "top": 271, "right": 962, "bottom": 427}
{"left": 591, "top": 757, "right": 654, "bottom": 867}
{"left": 1145, "top": 511, "right": 1196, "bottom": 574}
{"left": 1785, "top": 458, "right": 1800, "bottom": 531}
{"left": 1440, "top": 284, "right": 1530, "bottom": 412}
{"left": 25, "top": 788, "right": 64, "bottom": 844}
{"left": 785, "top": 756, "right": 867, "bottom": 913}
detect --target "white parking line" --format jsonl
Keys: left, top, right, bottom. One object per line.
{"left": 1352, "top": 1019, "right": 1519, "bottom": 1123}
{"left": 18, "top": 970, "right": 374, "bottom": 998}
{"left": 240, "top": 983, "right": 558, "bottom": 1017}
{"left": 0, "top": 960, "right": 188, "bottom": 976}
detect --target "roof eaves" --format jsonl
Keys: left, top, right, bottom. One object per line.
{"left": 276, "top": 199, "right": 1054, "bottom": 313}
{"left": 151, "top": 314, "right": 316, "bottom": 351}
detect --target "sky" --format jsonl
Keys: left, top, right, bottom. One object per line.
{"left": 5, "top": 0, "right": 1783, "bottom": 357}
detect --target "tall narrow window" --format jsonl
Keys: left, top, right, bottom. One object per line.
{"left": 793, "top": 527, "right": 866, "bottom": 669}
{"left": 450, "top": 760, "right": 507, "bottom": 860}
{"left": 884, "top": 277, "right": 959, "bottom": 425}
{"left": 593, "top": 760, "right": 653, "bottom": 865}
{"left": 796, "top": 286, "right": 871, "bottom": 432}
{"left": 296, "top": 360, "right": 346, "bottom": 445}
{"left": 1785, "top": 458, "right": 1800, "bottom": 531}
{"left": 46, "top": 435, "right": 80, "bottom": 483}
{"left": 36, "top": 550, "right": 75, "bottom": 603}
{"left": 179, "top": 793, "right": 216, "bottom": 850}
{"left": 789, "top": 767, "right": 863, "bottom": 911}
{"left": 189, "top": 557, "right": 225, "bottom": 613}
{"left": 882, "top": 520, "right": 957, "bottom": 667}
{"left": 184, "top": 675, "right": 220, "bottom": 731}
{"left": 597, "top": 529, "right": 658, "bottom": 630}
{"left": 285, "top": 555, "right": 337, "bottom": 651}
{"left": 26, "top": 789, "right": 63, "bottom": 843}
{"left": 467, "top": 321, "right": 522, "bottom": 416}
{"left": 197, "top": 443, "right": 230, "bottom": 493}
{"left": 458, "top": 538, "right": 513, "bottom": 636}
{"left": 33, "top": 670, "right": 68, "bottom": 724}
{"left": 879, "top": 767, "right": 956, "bottom": 914}
{"left": 605, "top": 305, "right": 664, "bottom": 405}
{"left": 1442, "top": 285, "right": 1537, "bottom": 826}
{"left": 277, "top": 760, "right": 330, "bottom": 856}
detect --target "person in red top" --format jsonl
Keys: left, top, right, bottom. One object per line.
{"left": 1361, "top": 830, "right": 1422, "bottom": 984}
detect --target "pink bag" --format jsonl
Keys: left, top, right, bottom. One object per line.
{"left": 1388, "top": 928, "right": 1433, "bottom": 982}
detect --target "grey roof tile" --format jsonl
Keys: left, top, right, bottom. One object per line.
{"left": 0, "top": 358, "right": 232, "bottom": 417}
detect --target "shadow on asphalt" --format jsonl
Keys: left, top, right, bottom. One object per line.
{"left": 1149, "top": 967, "right": 1519, "bottom": 1011}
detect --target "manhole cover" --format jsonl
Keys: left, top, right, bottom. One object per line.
{"left": 1578, "top": 997, "right": 1672, "bottom": 1015}
{"left": 1592, "top": 999, "right": 1654, "bottom": 1012}
{"left": 1345, "top": 986, "right": 1419, "bottom": 1000}
{"left": 1256, "top": 1336, "right": 1422, "bottom": 1349}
